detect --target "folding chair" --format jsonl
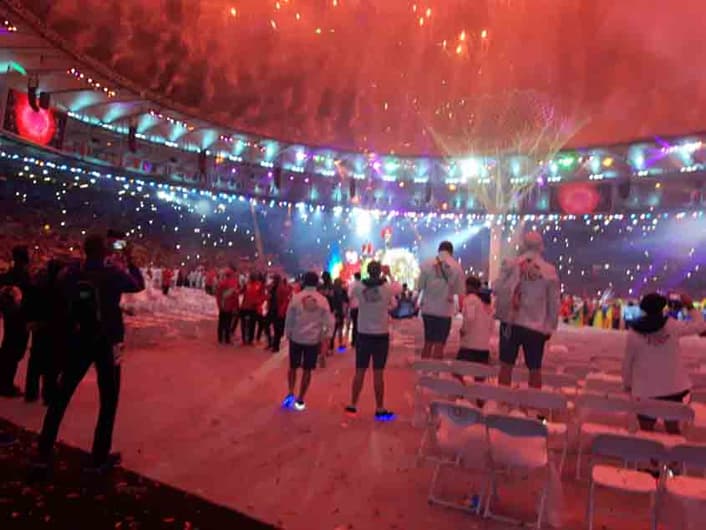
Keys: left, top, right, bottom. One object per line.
{"left": 448, "top": 360, "right": 498, "bottom": 382}
{"left": 411, "top": 359, "right": 454, "bottom": 375}
{"left": 575, "top": 393, "right": 635, "bottom": 479}
{"left": 583, "top": 375, "right": 626, "bottom": 395}
{"left": 560, "top": 364, "right": 592, "bottom": 380}
{"left": 413, "top": 376, "right": 467, "bottom": 428}
{"left": 462, "top": 381, "right": 518, "bottom": 411}
{"left": 632, "top": 399, "right": 695, "bottom": 447}
{"left": 690, "top": 372, "right": 706, "bottom": 389}
{"left": 421, "top": 401, "right": 488, "bottom": 514}
{"left": 587, "top": 434, "right": 665, "bottom": 530}
{"left": 514, "top": 370, "right": 579, "bottom": 396}
{"left": 690, "top": 389, "right": 706, "bottom": 404}
{"left": 483, "top": 414, "right": 550, "bottom": 528}
{"left": 514, "top": 388, "right": 570, "bottom": 475}
{"left": 664, "top": 443, "right": 706, "bottom": 527}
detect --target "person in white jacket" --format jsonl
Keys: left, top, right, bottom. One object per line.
{"left": 283, "top": 271, "right": 334, "bottom": 411}
{"left": 623, "top": 292, "right": 706, "bottom": 434}
{"left": 417, "top": 241, "right": 465, "bottom": 360}
{"left": 494, "top": 232, "right": 560, "bottom": 389}
{"left": 345, "top": 262, "right": 401, "bottom": 421}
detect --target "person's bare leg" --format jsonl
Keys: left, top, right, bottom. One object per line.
{"left": 421, "top": 342, "right": 432, "bottom": 359}
{"left": 298, "top": 370, "right": 312, "bottom": 402}
{"left": 288, "top": 369, "right": 297, "bottom": 395}
{"left": 350, "top": 368, "right": 366, "bottom": 407}
{"left": 528, "top": 369, "right": 542, "bottom": 389}
{"left": 498, "top": 362, "right": 514, "bottom": 387}
{"left": 432, "top": 343, "right": 444, "bottom": 359}
{"left": 373, "top": 370, "right": 385, "bottom": 410}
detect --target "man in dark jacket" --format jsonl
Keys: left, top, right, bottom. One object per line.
{"left": 36, "top": 234, "right": 145, "bottom": 474}
{"left": 0, "top": 245, "right": 33, "bottom": 397}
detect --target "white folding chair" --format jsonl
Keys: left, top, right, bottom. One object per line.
{"left": 514, "top": 370, "right": 579, "bottom": 396}
{"left": 560, "top": 363, "right": 592, "bottom": 380}
{"left": 448, "top": 360, "right": 498, "bottom": 381}
{"left": 483, "top": 414, "right": 550, "bottom": 528}
{"left": 664, "top": 443, "right": 706, "bottom": 527}
{"left": 411, "top": 359, "right": 454, "bottom": 375}
{"left": 514, "top": 388, "right": 570, "bottom": 475}
{"left": 690, "top": 372, "right": 706, "bottom": 389}
{"left": 575, "top": 393, "right": 635, "bottom": 479}
{"left": 421, "top": 401, "right": 488, "bottom": 514}
{"left": 462, "top": 381, "right": 518, "bottom": 411}
{"left": 413, "top": 376, "right": 467, "bottom": 428}
{"left": 587, "top": 434, "right": 664, "bottom": 530}
{"left": 583, "top": 375, "right": 626, "bottom": 395}
{"left": 632, "top": 399, "right": 695, "bottom": 446}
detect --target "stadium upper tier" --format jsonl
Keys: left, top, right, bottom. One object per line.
{"left": 0, "top": 1, "right": 704, "bottom": 215}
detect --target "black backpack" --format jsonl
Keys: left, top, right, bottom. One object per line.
{"left": 70, "top": 269, "right": 104, "bottom": 338}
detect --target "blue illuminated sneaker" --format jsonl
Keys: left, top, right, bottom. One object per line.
{"left": 294, "top": 400, "right": 306, "bottom": 411}
{"left": 374, "top": 409, "right": 396, "bottom": 422}
{"left": 281, "top": 394, "right": 295, "bottom": 409}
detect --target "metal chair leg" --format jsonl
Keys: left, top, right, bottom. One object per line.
{"left": 536, "top": 478, "right": 549, "bottom": 529}
{"left": 586, "top": 479, "right": 595, "bottom": 530}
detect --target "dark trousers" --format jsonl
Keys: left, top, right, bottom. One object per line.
{"left": 350, "top": 308, "right": 359, "bottom": 347}
{"left": 240, "top": 309, "right": 257, "bottom": 344}
{"left": 271, "top": 317, "right": 285, "bottom": 351}
{"left": 162, "top": 285, "right": 170, "bottom": 296}
{"left": 217, "top": 310, "right": 233, "bottom": 343}
{"left": 257, "top": 314, "right": 272, "bottom": 346}
{"left": 0, "top": 326, "right": 29, "bottom": 392}
{"left": 230, "top": 311, "right": 240, "bottom": 337}
{"left": 25, "top": 330, "right": 59, "bottom": 403}
{"left": 330, "top": 313, "right": 344, "bottom": 350}
{"left": 39, "top": 338, "right": 120, "bottom": 466}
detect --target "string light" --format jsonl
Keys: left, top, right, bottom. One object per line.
{"left": 67, "top": 68, "right": 117, "bottom": 98}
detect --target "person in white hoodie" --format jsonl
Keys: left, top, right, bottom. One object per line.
{"left": 417, "top": 241, "right": 465, "bottom": 359}
{"left": 283, "top": 271, "right": 334, "bottom": 411}
{"left": 494, "top": 231, "right": 560, "bottom": 389}
{"left": 458, "top": 276, "right": 495, "bottom": 369}
{"left": 346, "top": 262, "right": 401, "bottom": 421}
{"left": 623, "top": 292, "right": 706, "bottom": 434}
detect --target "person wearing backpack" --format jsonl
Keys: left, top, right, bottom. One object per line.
{"left": 35, "top": 233, "right": 145, "bottom": 475}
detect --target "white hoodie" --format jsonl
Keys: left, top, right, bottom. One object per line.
{"left": 417, "top": 252, "right": 465, "bottom": 318}
{"left": 494, "top": 250, "right": 560, "bottom": 335}
{"left": 623, "top": 310, "right": 706, "bottom": 399}
{"left": 285, "top": 287, "right": 334, "bottom": 346}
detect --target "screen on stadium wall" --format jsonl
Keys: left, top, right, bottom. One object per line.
{"left": 3, "top": 89, "right": 67, "bottom": 148}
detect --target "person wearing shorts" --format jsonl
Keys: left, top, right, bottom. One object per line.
{"left": 282, "top": 272, "right": 334, "bottom": 411}
{"left": 456, "top": 276, "right": 495, "bottom": 385}
{"left": 346, "top": 261, "right": 401, "bottom": 421}
{"left": 417, "top": 241, "right": 465, "bottom": 360}
{"left": 494, "top": 232, "right": 560, "bottom": 389}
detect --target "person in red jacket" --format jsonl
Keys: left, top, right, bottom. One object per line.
{"left": 240, "top": 272, "right": 265, "bottom": 345}
{"left": 270, "top": 276, "right": 293, "bottom": 353}
{"left": 205, "top": 267, "right": 217, "bottom": 296}
{"left": 216, "top": 269, "right": 239, "bottom": 344}
{"left": 161, "top": 267, "right": 174, "bottom": 296}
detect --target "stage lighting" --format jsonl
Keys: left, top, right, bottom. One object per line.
{"left": 461, "top": 158, "right": 480, "bottom": 179}
{"left": 353, "top": 208, "right": 372, "bottom": 237}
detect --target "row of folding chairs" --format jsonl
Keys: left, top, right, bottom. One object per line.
{"left": 414, "top": 373, "right": 697, "bottom": 480}
{"left": 587, "top": 433, "right": 706, "bottom": 530}
{"left": 415, "top": 376, "right": 571, "bottom": 474}
{"left": 419, "top": 399, "right": 554, "bottom": 528}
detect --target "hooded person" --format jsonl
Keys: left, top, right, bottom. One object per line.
{"left": 346, "top": 261, "right": 401, "bottom": 421}
{"left": 494, "top": 231, "right": 560, "bottom": 389}
{"left": 623, "top": 292, "right": 706, "bottom": 434}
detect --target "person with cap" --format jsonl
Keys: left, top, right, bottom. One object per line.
{"left": 494, "top": 231, "right": 560, "bottom": 389}
{"left": 417, "top": 241, "right": 465, "bottom": 360}
{"left": 623, "top": 292, "right": 706, "bottom": 434}
{"left": 283, "top": 271, "right": 334, "bottom": 411}
{"left": 346, "top": 262, "right": 401, "bottom": 421}
{"left": 0, "top": 245, "right": 33, "bottom": 397}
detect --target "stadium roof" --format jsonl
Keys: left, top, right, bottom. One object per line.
{"left": 2, "top": 0, "right": 706, "bottom": 158}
